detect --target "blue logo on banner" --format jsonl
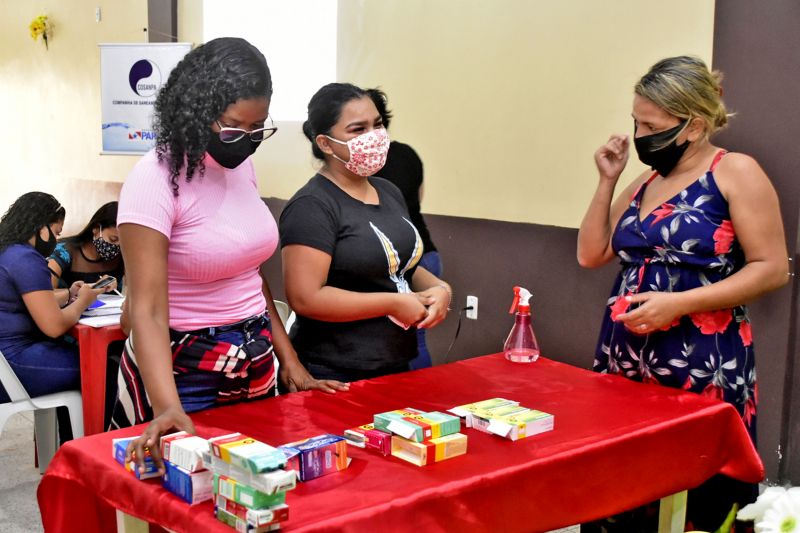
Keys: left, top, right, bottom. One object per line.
{"left": 129, "top": 59, "right": 161, "bottom": 97}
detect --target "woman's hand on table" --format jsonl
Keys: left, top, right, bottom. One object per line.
{"left": 280, "top": 358, "right": 349, "bottom": 394}
{"left": 126, "top": 405, "right": 195, "bottom": 475}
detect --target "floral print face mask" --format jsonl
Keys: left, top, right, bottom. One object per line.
{"left": 93, "top": 228, "right": 121, "bottom": 261}
{"left": 326, "top": 127, "right": 390, "bottom": 177}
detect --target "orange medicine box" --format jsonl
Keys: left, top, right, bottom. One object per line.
{"left": 391, "top": 433, "right": 468, "bottom": 466}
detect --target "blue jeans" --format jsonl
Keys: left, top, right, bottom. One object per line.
{"left": 0, "top": 339, "right": 80, "bottom": 442}
{"left": 411, "top": 251, "right": 442, "bottom": 370}
{"left": 0, "top": 339, "right": 80, "bottom": 402}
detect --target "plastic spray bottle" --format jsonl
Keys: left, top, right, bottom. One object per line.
{"left": 504, "top": 286, "right": 540, "bottom": 363}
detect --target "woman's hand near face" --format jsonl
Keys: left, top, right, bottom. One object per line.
{"left": 594, "top": 134, "right": 630, "bottom": 182}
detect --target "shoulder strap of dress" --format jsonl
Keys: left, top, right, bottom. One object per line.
{"left": 629, "top": 171, "right": 660, "bottom": 202}
{"left": 709, "top": 149, "right": 728, "bottom": 172}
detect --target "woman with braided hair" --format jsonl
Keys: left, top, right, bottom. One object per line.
{"left": 0, "top": 192, "right": 106, "bottom": 439}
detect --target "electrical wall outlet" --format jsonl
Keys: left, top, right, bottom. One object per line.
{"left": 466, "top": 295, "right": 478, "bottom": 320}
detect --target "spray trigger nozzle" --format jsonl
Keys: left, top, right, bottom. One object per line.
{"left": 509, "top": 286, "right": 532, "bottom": 313}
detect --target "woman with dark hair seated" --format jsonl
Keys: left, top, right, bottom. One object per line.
{"left": 48, "top": 201, "right": 123, "bottom": 291}
{"left": 0, "top": 192, "right": 106, "bottom": 440}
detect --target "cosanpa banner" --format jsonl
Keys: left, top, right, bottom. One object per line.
{"left": 99, "top": 43, "right": 191, "bottom": 154}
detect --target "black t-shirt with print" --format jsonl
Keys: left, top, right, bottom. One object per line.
{"left": 377, "top": 141, "right": 436, "bottom": 253}
{"left": 279, "top": 174, "right": 423, "bottom": 372}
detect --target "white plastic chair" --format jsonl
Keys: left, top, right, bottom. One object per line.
{"left": 0, "top": 349, "right": 84, "bottom": 473}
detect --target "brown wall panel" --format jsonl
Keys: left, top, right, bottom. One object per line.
{"left": 262, "top": 198, "right": 616, "bottom": 373}
{"left": 713, "top": 0, "right": 800, "bottom": 483}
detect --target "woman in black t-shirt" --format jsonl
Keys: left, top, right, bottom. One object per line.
{"left": 280, "top": 83, "right": 452, "bottom": 382}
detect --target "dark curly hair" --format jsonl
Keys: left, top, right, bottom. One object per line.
{"left": 153, "top": 37, "right": 273, "bottom": 195}
{"left": 302, "top": 83, "right": 368, "bottom": 161}
{"left": 62, "top": 201, "right": 118, "bottom": 246}
{"left": 0, "top": 192, "right": 66, "bottom": 253}
{"left": 365, "top": 87, "right": 393, "bottom": 129}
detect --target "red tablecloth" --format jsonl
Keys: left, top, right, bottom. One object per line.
{"left": 38, "top": 354, "right": 763, "bottom": 533}
{"left": 70, "top": 323, "right": 127, "bottom": 435}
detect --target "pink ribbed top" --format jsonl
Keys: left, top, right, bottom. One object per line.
{"left": 118, "top": 150, "right": 277, "bottom": 330}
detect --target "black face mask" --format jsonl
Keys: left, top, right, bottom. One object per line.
{"left": 633, "top": 120, "right": 690, "bottom": 178}
{"left": 206, "top": 133, "right": 260, "bottom": 169}
{"left": 34, "top": 225, "right": 57, "bottom": 258}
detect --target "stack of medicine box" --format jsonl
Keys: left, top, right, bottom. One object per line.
{"left": 448, "top": 398, "right": 555, "bottom": 441}
{"left": 159, "top": 432, "right": 215, "bottom": 505}
{"left": 206, "top": 433, "right": 297, "bottom": 532}
{"left": 373, "top": 407, "right": 467, "bottom": 466}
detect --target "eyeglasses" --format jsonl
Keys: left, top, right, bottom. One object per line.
{"left": 215, "top": 117, "right": 278, "bottom": 143}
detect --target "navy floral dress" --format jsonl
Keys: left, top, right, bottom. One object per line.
{"left": 594, "top": 151, "right": 757, "bottom": 440}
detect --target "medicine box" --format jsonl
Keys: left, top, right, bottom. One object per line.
{"left": 215, "top": 505, "right": 282, "bottom": 532}
{"left": 278, "top": 434, "right": 349, "bottom": 482}
{"left": 343, "top": 423, "right": 392, "bottom": 455}
{"left": 472, "top": 408, "right": 555, "bottom": 441}
{"left": 162, "top": 461, "right": 213, "bottom": 504}
{"left": 112, "top": 436, "right": 160, "bottom": 480}
{"left": 160, "top": 432, "right": 207, "bottom": 472}
{"left": 208, "top": 453, "right": 296, "bottom": 495}
{"left": 216, "top": 495, "right": 289, "bottom": 528}
{"left": 391, "top": 433, "right": 468, "bottom": 466}
{"left": 447, "top": 398, "right": 520, "bottom": 428}
{"left": 374, "top": 408, "right": 460, "bottom": 442}
{"left": 208, "top": 433, "right": 287, "bottom": 474}
{"left": 213, "top": 474, "right": 286, "bottom": 510}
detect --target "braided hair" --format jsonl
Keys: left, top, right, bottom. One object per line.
{"left": 153, "top": 37, "right": 273, "bottom": 195}
{"left": 0, "top": 192, "right": 66, "bottom": 253}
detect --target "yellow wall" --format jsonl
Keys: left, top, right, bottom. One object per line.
{"left": 1, "top": 0, "right": 715, "bottom": 230}
{"left": 330, "top": 0, "right": 715, "bottom": 227}
{"left": 0, "top": 0, "right": 150, "bottom": 233}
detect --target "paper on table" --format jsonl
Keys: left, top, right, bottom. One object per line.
{"left": 82, "top": 294, "right": 125, "bottom": 317}
{"left": 78, "top": 314, "right": 121, "bottom": 328}
{"left": 87, "top": 294, "right": 125, "bottom": 309}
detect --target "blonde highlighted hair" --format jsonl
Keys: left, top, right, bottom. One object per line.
{"left": 635, "top": 56, "right": 731, "bottom": 140}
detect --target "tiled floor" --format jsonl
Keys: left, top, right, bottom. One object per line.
{"left": 0, "top": 412, "right": 580, "bottom": 532}
{"left": 0, "top": 412, "right": 44, "bottom": 533}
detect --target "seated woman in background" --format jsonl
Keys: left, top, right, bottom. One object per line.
{"left": 48, "top": 201, "right": 123, "bottom": 291}
{"left": 279, "top": 83, "right": 452, "bottom": 382}
{"left": 0, "top": 192, "right": 108, "bottom": 440}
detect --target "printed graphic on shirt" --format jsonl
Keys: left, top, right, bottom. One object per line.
{"left": 369, "top": 218, "right": 423, "bottom": 294}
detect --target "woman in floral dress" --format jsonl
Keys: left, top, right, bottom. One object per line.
{"left": 578, "top": 56, "right": 788, "bottom": 531}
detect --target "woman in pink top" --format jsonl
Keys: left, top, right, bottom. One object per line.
{"left": 115, "top": 37, "right": 348, "bottom": 474}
